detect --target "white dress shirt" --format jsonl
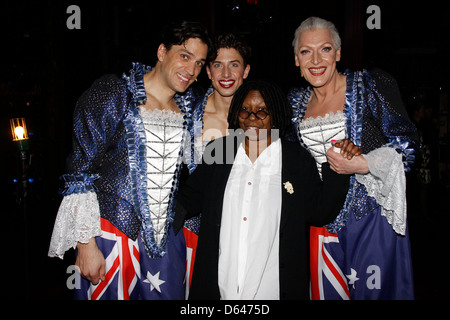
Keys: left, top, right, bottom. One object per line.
{"left": 218, "top": 139, "right": 282, "bottom": 300}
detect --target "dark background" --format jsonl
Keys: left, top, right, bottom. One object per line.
{"left": 1, "top": 0, "right": 449, "bottom": 300}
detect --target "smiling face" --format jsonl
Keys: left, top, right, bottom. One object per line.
{"left": 238, "top": 90, "right": 272, "bottom": 143}
{"left": 158, "top": 37, "right": 208, "bottom": 94}
{"left": 207, "top": 47, "right": 250, "bottom": 97}
{"left": 294, "top": 28, "right": 341, "bottom": 88}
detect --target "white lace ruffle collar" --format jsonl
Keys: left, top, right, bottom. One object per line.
{"left": 139, "top": 107, "right": 184, "bottom": 124}
{"left": 300, "top": 110, "right": 346, "bottom": 129}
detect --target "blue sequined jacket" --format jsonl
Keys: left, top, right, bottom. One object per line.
{"left": 60, "top": 63, "right": 201, "bottom": 257}
{"left": 288, "top": 69, "right": 420, "bottom": 233}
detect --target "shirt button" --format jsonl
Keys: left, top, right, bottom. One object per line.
{"left": 243, "top": 217, "right": 247, "bottom": 221}
{"left": 248, "top": 181, "right": 252, "bottom": 186}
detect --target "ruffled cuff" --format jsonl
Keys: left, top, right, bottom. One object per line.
{"left": 48, "top": 191, "right": 102, "bottom": 259}
{"left": 385, "top": 138, "right": 417, "bottom": 173}
{"left": 59, "top": 173, "right": 100, "bottom": 196}
{"left": 355, "top": 147, "right": 407, "bottom": 235}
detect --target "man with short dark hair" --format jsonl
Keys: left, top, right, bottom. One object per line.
{"left": 48, "top": 20, "right": 211, "bottom": 300}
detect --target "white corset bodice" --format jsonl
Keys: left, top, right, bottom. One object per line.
{"left": 139, "top": 107, "right": 184, "bottom": 245}
{"left": 299, "top": 111, "right": 346, "bottom": 176}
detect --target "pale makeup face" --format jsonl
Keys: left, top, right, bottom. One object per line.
{"left": 207, "top": 47, "right": 250, "bottom": 97}
{"left": 158, "top": 37, "right": 208, "bottom": 94}
{"left": 294, "top": 28, "right": 341, "bottom": 88}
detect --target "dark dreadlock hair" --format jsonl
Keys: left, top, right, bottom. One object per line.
{"left": 227, "top": 79, "right": 293, "bottom": 137}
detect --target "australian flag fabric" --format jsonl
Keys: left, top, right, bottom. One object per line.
{"left": 74, "top": 218, "right": 186, "bottom": 300}
{"left": 310, "top": 205, "right": 414, "bottom": 300}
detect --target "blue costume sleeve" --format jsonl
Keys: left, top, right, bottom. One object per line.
{"left": 363, "top": 69, "right": 419, "bottom": 172}
{"left": 60, "top": 74, "right": 128, "bottom": 195}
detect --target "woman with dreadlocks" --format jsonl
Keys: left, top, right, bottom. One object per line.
{"left": 174, "top": 79, "right": 356, "bottom": 299}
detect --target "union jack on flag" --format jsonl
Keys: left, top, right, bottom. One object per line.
{"left": 74, "top": 218, "right": 186, "bottom": 300}
{"left": 310, "top": 206, "right": 414, "bottom": 300}
{"left": 310, "top": 226, "right": 350, "bottom": 300}
{"left": 183, "top": 215, "right": 201, "bottom": 299}
{"left": 74, "top": 218, "right": 141, "bottom": 300}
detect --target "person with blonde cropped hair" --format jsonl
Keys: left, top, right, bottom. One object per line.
{"left": 289, "top": 16, "right": 419, "bottom": 300}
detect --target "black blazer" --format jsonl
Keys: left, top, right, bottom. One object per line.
{"left": 175, "top": 134, "right": 349, "bottom": 300}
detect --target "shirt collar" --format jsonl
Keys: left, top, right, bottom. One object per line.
{"left": 236, "top": 138, "right": 282, "bottom": 172}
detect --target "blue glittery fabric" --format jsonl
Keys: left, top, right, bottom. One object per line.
{"left": 60, "top": 62, "right": 201, "bottom": 257}
{"left": 289, "top": 69, "right": 419, "bottom": 233}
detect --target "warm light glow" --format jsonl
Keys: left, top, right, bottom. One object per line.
{"left": 14, "top": 126, "right": 25, "bottom": 140}
{"left": 10, "top": 117, "right": 29, "bottom": 141}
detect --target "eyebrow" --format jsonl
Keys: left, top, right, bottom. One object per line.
{"left": 180, "top": 48, "right": 206, "bottom": 62}
{"left": 211, "top": 59, "right": 242, "bottom": 64}
{"left": 300, "top": 41, "right": 334, "bottom": 49}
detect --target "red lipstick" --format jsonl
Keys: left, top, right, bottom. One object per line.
{"left": 308, "top": 67, "right": 327, "bottom": 76}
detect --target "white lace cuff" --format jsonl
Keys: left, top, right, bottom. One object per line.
{"left": 355, "top": 147, "right": 407, "bottom": 235}
{"left": 48, "top": 191, "right": 102, "bottom": 259}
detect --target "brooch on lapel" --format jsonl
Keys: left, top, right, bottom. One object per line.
{"left": 283, "top": 181, "right": 294, "bottom": 194}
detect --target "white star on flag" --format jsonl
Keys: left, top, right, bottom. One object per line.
{"left": 143, "top": 271, "right": 166, "bottom": 293}
{"left": 345, "top": 268, "right": 360, "bottom": 289}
